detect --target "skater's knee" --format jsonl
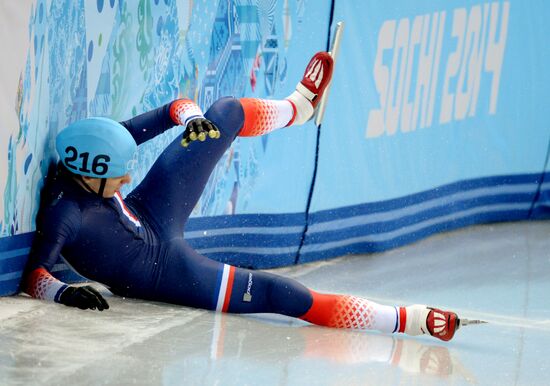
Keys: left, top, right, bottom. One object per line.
{"left": 266, "top": 274, "right": 313, "bottom": 317}
{"left": 205, "top": 97, "right": 245, "bottom": 137}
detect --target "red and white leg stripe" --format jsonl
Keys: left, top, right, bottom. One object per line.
{"left": 397, "top": 306, "right": 407, "bottom": 333}
{"left": 238, "top": 98, "right": 294, "bottom": 136}
{"left": 216, "top": 264, "right": 236, "bottom": 312}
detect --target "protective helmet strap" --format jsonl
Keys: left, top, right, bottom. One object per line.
{"left": 78, "top": 175, "right": 95, "bottom": 194}
{"left": 78, "top": 175, "right": 107, "bottom": 198}
{"left": 98, "top": 178, "right": 107, "bottom": 198}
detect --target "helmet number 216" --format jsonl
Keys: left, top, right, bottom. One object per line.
{"left": 64, "top": 146, "right": 111, "bottom": 176}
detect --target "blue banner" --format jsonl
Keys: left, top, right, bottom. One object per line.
{"left": 300, "top": 0, "right": 550, "bottom": 261}
{"left": 314, "top": 0, "right": 550, "bottom": 207}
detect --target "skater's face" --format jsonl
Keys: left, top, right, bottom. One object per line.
{"left": 80, "top": 174, "right": 132, "bottom": 198}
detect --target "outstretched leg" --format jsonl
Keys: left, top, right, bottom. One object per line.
{"left": 153, "top": 240, "right": 459, "bottom": 342}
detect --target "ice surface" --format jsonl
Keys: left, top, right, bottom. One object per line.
{"left": 1, "top": 222, "right": 549, "bottom": 385}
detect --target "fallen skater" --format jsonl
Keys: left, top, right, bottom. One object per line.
{"left": 23, "top": 52, "right": 465, "bottom": 342}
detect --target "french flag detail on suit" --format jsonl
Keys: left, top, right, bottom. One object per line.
{"left": 215, "top": 264, "right": 236, "bottom": 312}
{"left": 114, "top": 192, "right": 141, "bottom": 227}
{"left": 394, "top": 307, "right": 407, "bottom": 333}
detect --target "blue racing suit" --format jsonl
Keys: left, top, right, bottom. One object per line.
{"left": 23, "top": 97, "right": 312, "bottom": 317}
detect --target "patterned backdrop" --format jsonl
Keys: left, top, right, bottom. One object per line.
{"left": 1, "top": 0, "right": 315, "bottom": 237}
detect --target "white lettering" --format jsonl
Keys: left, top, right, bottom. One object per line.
{"left": 366, "top": 20, "right": 396, "bottom": 138}
{"left": 412, "top": 13, "right": 443, "bottom": 130}
{"left": 485, "top": 1, "right": 509, "bottom": 114}
{"left": 386, "top": 18, "right": 410, "bottom": 135}
{"left": 468, "top": 3, "right": 489, "bottom": 117}
{"left": 365, "top": 1, "right": 509, "bottom": 138}
{"left": 455, "top": 5, "right": 482, "bottom": 120}
{"left": 440, "top": 8, "right": 466, "bottom": 124}
{"left": 426, "top": 11, "right": 446, "bottom": 127}
{"left": 401, "top": 15, "right": 423, "bottom": 132}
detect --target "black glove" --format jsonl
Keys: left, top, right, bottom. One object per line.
{"left": 181, "top": 117, "right": 220, "bottom": 148}
{"left": 59, "top": 285, "right": 110, "bottom": 311}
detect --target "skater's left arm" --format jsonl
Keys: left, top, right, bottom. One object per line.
{"left": 120, "top": 99, "right": 216, "bottom": 145}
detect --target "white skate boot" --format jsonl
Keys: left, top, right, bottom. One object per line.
{"left": 404, "top": 304, "right": 460, "bottom": 342}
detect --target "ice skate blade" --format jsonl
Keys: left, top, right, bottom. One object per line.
{"left": 459, "top": 318, "right": 488, "bottom": 328}
{"left": 314, "top": 21, "right": 344, "bottom": 126}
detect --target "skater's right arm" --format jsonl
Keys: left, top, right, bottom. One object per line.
{"left": 23, "top": 200, "right": 108, "bottom": 311}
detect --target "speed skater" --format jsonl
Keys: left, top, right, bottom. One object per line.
{"left": 23, "top": 52, "right": 461, "bottom": 342}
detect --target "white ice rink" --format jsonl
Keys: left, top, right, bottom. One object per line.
{"left": 1, "top": 221, "right": 549, "bottom": 385}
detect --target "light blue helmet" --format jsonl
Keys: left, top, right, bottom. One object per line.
{"left": 56, "top": 117, "right": 137, "bottom": 178}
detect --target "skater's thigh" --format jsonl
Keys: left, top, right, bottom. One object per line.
{"left": 154, "top": 239, "right": 312, "bottom": 316}
{"left": 153, "top": 239, "right": 224, "bottom": 309}
{"left": 125, "top": 97, "right": 245, "bottom": 238}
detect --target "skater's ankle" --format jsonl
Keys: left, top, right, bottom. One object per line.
{"left": 285, "top": 91, "right": 314, "bottom": 126}
{"left": 403, "top": 304, "right": 430, "bottom": 336}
